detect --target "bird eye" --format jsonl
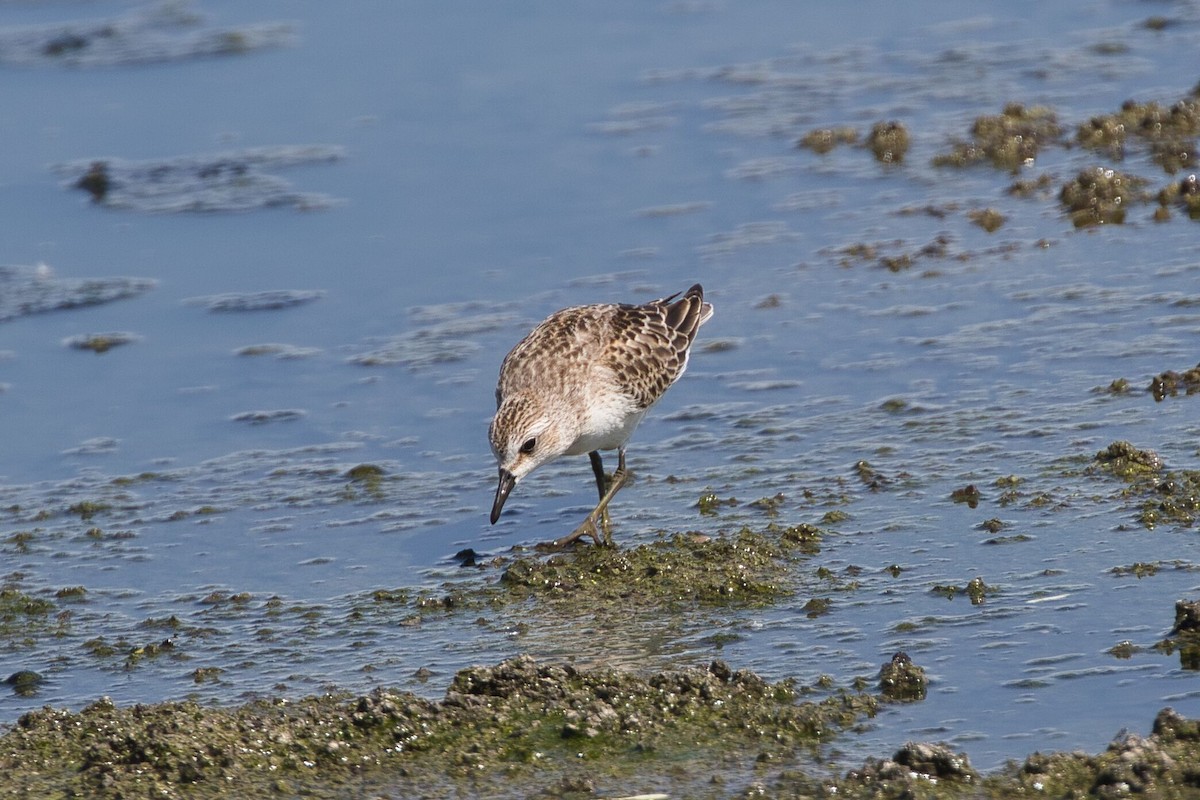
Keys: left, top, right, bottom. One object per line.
{"left": 519, "top": 438, "right": 536, "bottom": 454}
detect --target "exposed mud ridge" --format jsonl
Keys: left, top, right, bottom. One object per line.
{"left": 0, "top": 655, "right": 877, "bottom": 799}
{"left": 499, "top": 527, "right": 810, "bottom": 608}
{"left": 2, "top": 657, "right": 1199, "bottom": 799}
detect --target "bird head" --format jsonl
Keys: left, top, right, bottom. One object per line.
{"left": 488, "top": 391, "right": 573, "bottom": 523}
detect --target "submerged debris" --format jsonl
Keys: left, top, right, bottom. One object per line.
{"left": 1159, "top": 599, "right": 1200, "bottom": 669}
{"left": 932, "top": 577, "right": 991, "bottom": 605}
{"left": 347, "top": 306, "right": 516, "bottom": 369}
{"left": 866, "top": 120, "right": 910, "bottom": 164}
{"left": 62, "top": 331, "right": 140, "bottom": 353}
{"left": 967, "top": 207, "right": 1006, "bottom": 232}
{"left": 1091, "top": 440, "right": 1163, "bottom": 480}
{"left": 55, "top": 146, "right": 343, "bottom": 213}
{"left": 1088, "top": 442, "right": 1200, "bottom": 529}
{"left": 797, "top": 126, "right": 859, "bottom": 154}
{"left": 185, "top": 290, "right": 325, "bottom": 312}
{"left": 1170, "top": 599, "right": 1200, "bottom": 636}
{"left": 234, "top": 343, "right": 322, "bottom": 359}
{"left": 229, "top": 409, "right": 306, "bottom": 425}
{"left": 3, "top": 670, "right": 44, "bottom": 697}
{"left": 950, "top": 484, "right": 981, "bottom": 508}
{"left": 1142, "top": 473, "right": 1200, "bottom": 530}
{"left": 1076, "top": 97, "right": 1200, "bottom": 162}
{"left": 1059, "top": 166, "right": 1150, "bottom": 227}
{"left": 878, "top": 651, "right": 927, "bottom": 702}
{"left": 1149, "top": 137, "right": 1198, "bottom": 175}
{"left": 0, "top": 263, "right": 155, "bottom": 324}
{"left": 1157, "top": 173, "right": 1200, "bottom": 219}
{"left": 1150, "top": 361, "right": 1200, "bottom": 401}
{"left": 0, "top": 4, "right": 295, "bottom": 68}
{"left": 75, "top": 161, "right": 110, "bottom": 201}
{"left": 933, "top": 103, "right": 1062, "bottom": 172}
{"left": 966, "top": 576, "right": 989, "bottom": 604}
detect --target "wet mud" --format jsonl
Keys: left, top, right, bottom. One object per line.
{"left": 2, "top": 640, "right": 1199, "bottom": 799}
{"left": 5, "top": 3, "right": 1200, "bottom": 797}
{"left": 4, "top": 521, "right": 1200, "bottom": 797}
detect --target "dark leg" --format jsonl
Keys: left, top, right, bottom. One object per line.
{"left": 589, "top": 450, "right": 606, "bottom": 500}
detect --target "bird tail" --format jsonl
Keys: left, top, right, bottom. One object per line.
{"left": 662, "top": 284, "right": 713, "bottom": 337}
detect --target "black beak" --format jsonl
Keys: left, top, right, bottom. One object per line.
{"left": 490, "top": 469, "right": 516, "bottom": 524}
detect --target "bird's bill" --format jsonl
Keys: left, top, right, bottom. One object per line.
{"left": 490, "top": 469, "right": 517, "bottom": 524}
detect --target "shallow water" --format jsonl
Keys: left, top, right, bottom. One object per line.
{"left": 2, "top": 0, "right": 1200, "bottom": 775}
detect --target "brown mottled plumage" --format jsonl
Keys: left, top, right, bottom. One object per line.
{"left": 489, "top": 284, "right": 713, "bottom": 546}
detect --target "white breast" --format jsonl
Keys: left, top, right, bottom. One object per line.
{"left": 565, "top": 389, "right": 646, "bottom": 455}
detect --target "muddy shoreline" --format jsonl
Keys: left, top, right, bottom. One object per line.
{"left": 2, "top": 653, "right": 1197, "bottom": 799}
{"left": 5, "top": 516, "right": 1200, "bottom": 799}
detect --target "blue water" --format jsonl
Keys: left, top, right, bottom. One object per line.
{"left": 2, "top": 0, "right": 1200, "bottom": 774}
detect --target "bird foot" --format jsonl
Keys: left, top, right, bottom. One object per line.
{"left": 539, "top": 510, "right": 613, "bottom": 550}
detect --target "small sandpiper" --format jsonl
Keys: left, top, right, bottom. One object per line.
{"left": 489, "top": 284, "right": 713, "bottom": 546}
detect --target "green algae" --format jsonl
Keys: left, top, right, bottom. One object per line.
{"left": 0, "top": 588, "right": 57, "bottom": 640}
{"left": 1150, "top": 361, "right": 1200, "bottom": 401}
{"left": 67, "top": 501, "right": 112, "bottom": 521}
{"left": 1157, "top": 174, "right": 1200, "bottom": 219}
{"left": 866, "top": 120, "right": 910, "bottom": 164}
{"left": 3, "top": 531, "right": 36, "bottom": 554}
{"left": 1149, "top": 137, "right": 1198, "bottom": 174}
{"left": 802, "top": 597, "right": 832, "bottom": 618}
{"left": 63, "top": 331, "right": 139, "bottom": 354}
{"left": 343, "top": 463, "right": 387, "bottom": 500}
{"left": 3, "top": 670, "right": 44, "bottom": 697}
{"left": 1112, "top": 562, "right": 1160, "bottom": 578}
{"left": 1059, "top": 166, "right": 1151, "bottom": 227}
{"left": 797, "top": 126, "right": 859, "bottom": 154}
{"left": 965, "top": 576, "right": 989, "bottom": 605}
{"left": 933, "top": 103, "right": 1063, "bottom": 172}
{"left": 995, "top": 708, "right": 1200, "bottom": 800}
{"left": 1091, "top": 440, "right": 1163, "bottom": 481}
{"left": 1086, "top": 441, "right": 1200, "bottom": 529}
{"left": 369, "top": 588, "right": 409, "bottom": 604}
{"left": 0, "top": 655, "right": 880, "bottom": 800}
{"left": 915, "top": 90, "right": 1200, "bottom": 226}
{"left": 930, "top": 577, "right": 991, "bottom": 605}
{"left": 1139, "top": 472, "right": 1200, "bottom": 529}
{"left": 1007, "top": 172, "right": 1056, "bottom": 198}
{"left": 967, "top": 207, "right": 1006, "bottom": 232}
{"left": 1109, "top": 640, "right": 1141, "bottom": 659}
{"left": 877, "top": 652, "right": 927, "bottom": 702}
{"left": 1077, "top": 97, "right": 1200, "bottom": 160}
{"left": 949, "top": 484, "right": 981, "bottom": 508}
{"left": 500, "top": 528, "right": 799, "bottom": 609}
{"left": 697, "top": 491, "right": 738, "bottom": 515}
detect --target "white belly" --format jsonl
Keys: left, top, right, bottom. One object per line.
{"left": 564, "top": 397, "right": 647, "bottom": 455}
